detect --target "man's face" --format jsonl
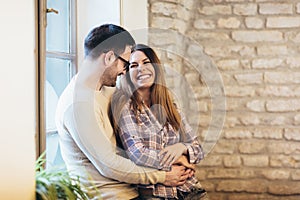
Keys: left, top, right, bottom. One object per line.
{"left": 102, "top": 46, "right": 131, "bottom": 87}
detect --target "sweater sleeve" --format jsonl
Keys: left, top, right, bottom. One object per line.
{"left": 64, "top": 102, "right": 166, "bottom": 184}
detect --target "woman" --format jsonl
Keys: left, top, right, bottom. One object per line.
{"left": 109, "top": 44, "right": 207, "bottom": 199}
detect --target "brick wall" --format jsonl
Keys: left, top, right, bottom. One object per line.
{"left": 148, "top": 0, "right": 300, "bottom": 199}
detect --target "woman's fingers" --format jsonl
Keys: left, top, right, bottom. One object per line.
{"left": 163, "top": 153, "right": 174, "bottom": 166}
{"left": 160, "top": 152, "right": 171, "bottom": 165}
{"left": 158, "top": 148, "right": 165, "bottom": 157}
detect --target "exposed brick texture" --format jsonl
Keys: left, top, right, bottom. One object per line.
{"left": 148, "top": 0, "right": 300, "bottom": 199}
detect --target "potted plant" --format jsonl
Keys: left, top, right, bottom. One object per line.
{"left": 35, "top": 153, "right": 92, "bottom": 200}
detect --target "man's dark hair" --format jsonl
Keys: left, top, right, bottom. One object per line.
{"left": 84, "top": 24, "right": 135, "bottom": 59}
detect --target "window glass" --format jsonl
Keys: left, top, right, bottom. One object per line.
{"left": 45, "top": 58, "right": 71, "bottom": 132}
{"left": 44, "top": 0, "right": 74, "bottom": 168}
{"left": 46, "top": 0, "right": 70, "bottom": 52}
{"left": 46, "top": 58, "right": 71, "bottom": 97}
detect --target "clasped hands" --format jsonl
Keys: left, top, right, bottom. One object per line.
{"left": 160, "top": 143, "right": 195, "bottom": 186}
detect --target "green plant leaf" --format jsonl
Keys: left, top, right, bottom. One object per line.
{"left": 35, "top": 152, "right": 93, "bottom": 200}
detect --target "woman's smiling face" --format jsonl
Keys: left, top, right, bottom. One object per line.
{"left": 129, "top": 50, "right": 155, "bottom": 91}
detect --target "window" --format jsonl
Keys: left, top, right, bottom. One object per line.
{"left": 38, "top": 0, "right": 77, "bottom": 168}
{"left": 37, "top": 0, "right": 141, "bottom": 168}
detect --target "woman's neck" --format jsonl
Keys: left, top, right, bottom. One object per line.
{"left": 137, "top": 88, "right": 151, "bottom": 107}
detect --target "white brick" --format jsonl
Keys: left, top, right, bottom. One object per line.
{"left": 177, "top": 6, "right": 190, "bottom": 21}
{"left": 241, "top": 60, "right": 251, "bottom": 69}
{"left": 294, "top": 114, "right": 300, "bottom": 125}
{"left": 174, "top": 19, "right": 187, "bottom": 34}
{"left": 207, "top": 169, "right": 256, "bottom": 179}
{"left": 268, "top": 182, "right": 300, "bottom": 195}
{"left": 224, "top": 156, "right": 242, "bottom": 167}
{"left": 252, "top": 58, "right": 284, "bottom": 69}
{"left": 225, "top": 116, "right": 241, "bottom": 128}
{"left": 200, "top": 155, "right": 223, "bottom": 167}
{"left": 226, "top": 99, "right": 242, "bottom": 111}
{"left": 261, "top": 170, "right": 290, "bottom": 180}
{"left": 179, "top": 0, "right": 194, "bottom": 10}
{"left": 242, "top": 155, "right": 269, "bottom": 167}
{"left": 285, "top": 31, "right": 300, "bottom": 43}
{"left": 240, "top": 114, "right": 260, "bottom": 126}
{"left": 234, "top": 73, "right": 263, "bottom": 85}
{"left": 263, "top": 115, "right": 289, "bottom": 126}
{"left": 151, "top": 17, "right": 174, "bottom": 29}
{"left": 217, "top": 180, "right": 267, "bottom": 193}
{"left": 267, "top": 17, "right": 300, "bottom": 28}
{"left": 187, "top": 44, "right": 204, "bottom": 57}
{"left": 217, "top": 59, "right": 239, "bottom": 70}
{"left": 245, "top": 17, "right": 264, "bottom": 29}
{"left": 292, "top": 170, "right": 300, "bottom": 180}
{"left": 246, "top": 100, "right": 265, "bottom": 112}
{"left": 224, "top": 129, "right": 252, "bottom": 139}
{"left": 194, "top": 19, "right": 216, "bottom": 30}
{"left": 213, "top": 140, "right": 236, "bottom": 154}
{"left": 268, "top": 142, "right": 300, "bottom": 154}
{"left": 284, "top": 128, "right": 300, "bottom": 141}
{"left": 225, "top": 86, "right": 255, "bottom": 97}
{"left": 204, "top": 46, "right": 230, "bottom": 57}
{"left": 184, "top": 73, "right": 200, "bottom": 86}
{"left": 218, "top": 17, "right": 241, "bottom": 29}
{"left": 287, "top": 57, "right": 300, "bottom": 68}
{"left": 151, "top": 2, "right": 177, "bottom": 16}
{"left": 256, "top": 86, "right": 300, "bottom": 97}
{"left": 233, "top": 4, "right": 257, "bottom": 16}
{"left": 239, "top": 141, "right": 265, "bottom": 154}
{"left": 188, "top": 31, "right": 230, "bottom": 41}
{"left": 297, "top": 3, "right": 300, "bottom": 13}
{"left": 232, "top": 31, "right": 283, "bottom": 42}
{"left": 257, "top": 46, "right": 288, "bottom": 56}
{"left": 253, "top": 128, "right": 283, "bottom": 139}
{"left": 270, "top": 155, "right": 300, "bottom": 168}
{"left": 199, "top": 5, "right": 231, "bottom": 15}
{"left": 238, "top": 46, "right": 256, "bottom": 57}
{"left": 259, "top": 3, "right": 293, "bottom": 15}
{"left": 264, "top": 72, "right": 300, "bottom": 84}
{"left": 266, "top": 99, "right": 300, "bottom": 112}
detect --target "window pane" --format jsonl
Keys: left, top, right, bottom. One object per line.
{"left": 46, "top": 132, "right": 64, "bottom": 168}
{"left": 45, "top": 58, "right": 70, "bottom": 132}
{"left": 46, "top": 0, "right": 70, "bottom": 52}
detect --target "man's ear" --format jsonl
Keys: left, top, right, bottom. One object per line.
{"left": 104, "top": 50, "right": 115, "bottom": 66}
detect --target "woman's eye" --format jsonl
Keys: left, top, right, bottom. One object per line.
{"left": 129, "top": 64, "right": 137, "bottom": 68}
{"left": 144, "top": 61, "right": 151, "bottom": 65}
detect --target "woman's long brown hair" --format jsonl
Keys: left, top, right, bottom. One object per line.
{"left": 108, "top": 44, "right": 184, "bottom": 147}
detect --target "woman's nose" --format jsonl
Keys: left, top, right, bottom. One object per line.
{"left": 137, "top": 63, "right": 145, "bottom": 71}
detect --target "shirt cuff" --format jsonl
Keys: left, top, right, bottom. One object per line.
{"left": 183, "top": 143, "right": 196, "bottom": 163}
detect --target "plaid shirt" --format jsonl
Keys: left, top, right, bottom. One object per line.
{"left": 118, "top": 101, "right": 204, "bottom": 199}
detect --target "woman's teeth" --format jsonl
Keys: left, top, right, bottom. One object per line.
{"left": 138, "top": 74, "right": 150, "bottom": 80}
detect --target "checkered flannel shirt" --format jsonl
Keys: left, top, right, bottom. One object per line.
{"left": 118, "top": 102, "right": 204, "bottom": 199}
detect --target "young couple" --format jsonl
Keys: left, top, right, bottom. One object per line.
{"left": 56, "top": 24, "right": 207, "bottom": 200}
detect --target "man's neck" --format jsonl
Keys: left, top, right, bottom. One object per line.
{"left": 79, "top": 57, "right": 104, "bottom": 91}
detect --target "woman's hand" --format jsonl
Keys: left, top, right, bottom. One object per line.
{"left": 159, "top": 143, "right": 187, "bottom": 167}
{"left": 173, "top": 155, "right": 195, "bottom": 170}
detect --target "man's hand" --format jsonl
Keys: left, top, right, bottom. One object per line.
{"left": 185, "top": 168, "right": 195, "bottom": 178}
{"left": 173, "top": 155, "right": 195, "bottom": 170}
{"left": 163, "top": 165, "right": 189, "bottom": 186}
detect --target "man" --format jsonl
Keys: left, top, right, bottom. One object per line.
{"left": 55, "top": 24, "right": 191, "bottom": 199}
